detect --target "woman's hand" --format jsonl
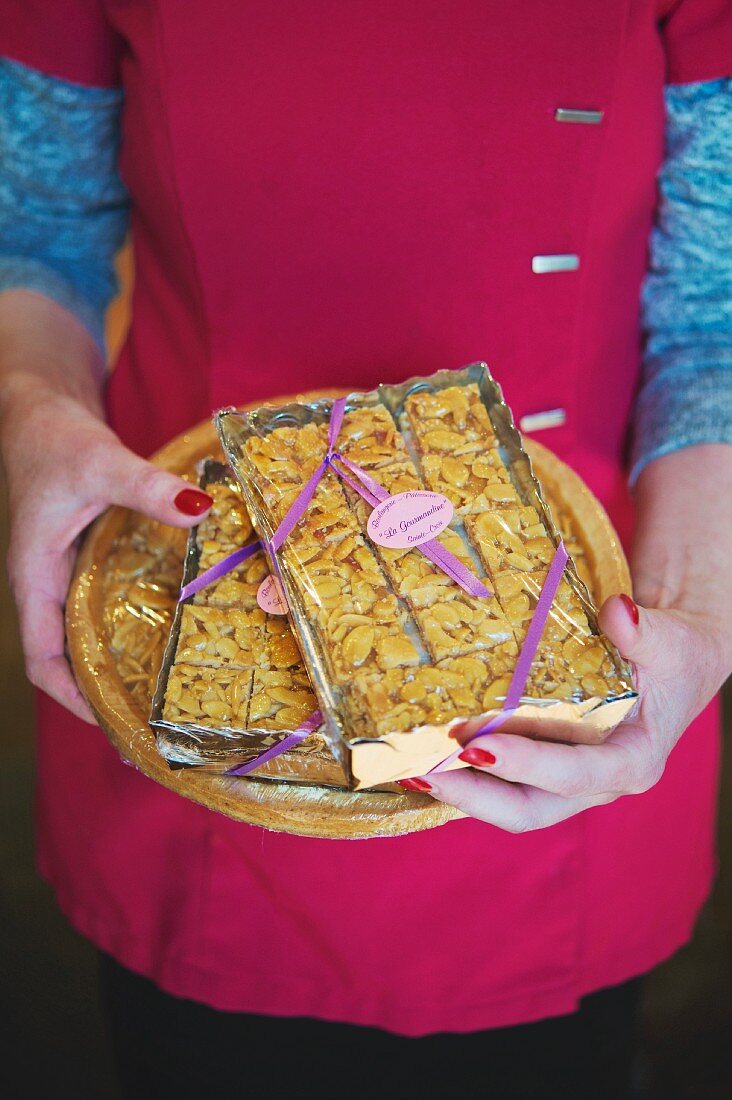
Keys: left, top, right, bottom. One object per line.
{"left": 412, "top": 595, "right": 726, "bottom": 829}
{"left": 0, "top": 291, "right": 212, "bottom": 723}
{"left": 414, "top": 445, "right": 732, "bottom": 830}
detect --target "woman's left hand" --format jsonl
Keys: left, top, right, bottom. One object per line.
{"left": 415, "top": 446, "right": 732, "bottom": 831}
{"left": 418, "top": 595, "right": 728, "bottom": 831}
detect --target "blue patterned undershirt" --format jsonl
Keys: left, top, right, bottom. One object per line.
{"left": 0, "top": 57, "right": 730, "bottom": 481}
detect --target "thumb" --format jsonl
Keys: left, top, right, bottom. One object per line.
{"left": 598, "top": 592, "right": 682, "bottom": 675}
{"left": 108, "top": 446, "right": 213, "bottom": 527}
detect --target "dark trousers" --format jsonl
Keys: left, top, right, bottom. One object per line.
{"left": 99, "top": 952, "right": 643, "bottom": 1099}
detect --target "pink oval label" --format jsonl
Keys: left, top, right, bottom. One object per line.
{"left": 367, "top": 490, "right": 454, "bottom": 549}
{"left": 257, "top": 574, "right": 288, "bottom": 615}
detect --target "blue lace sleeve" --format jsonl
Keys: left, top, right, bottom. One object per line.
{"left": 0, "top": 56, "right": 129, "bottom": 353}
{"left": 631, "top": 77, "right": 732, "bottom": 482}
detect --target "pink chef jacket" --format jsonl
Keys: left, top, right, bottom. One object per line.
{"left": 3, "top": 1, "right": 731, "bottom": 1034}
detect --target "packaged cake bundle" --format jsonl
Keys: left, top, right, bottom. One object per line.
{"left": 150, "top": 460, "right": 336, "bottom": 781}
{"left": 217, "top": 365, "right": 637, "bottom": 789}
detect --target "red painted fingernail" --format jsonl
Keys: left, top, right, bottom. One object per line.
{"left": 174, "top": 489, "right": 213, "bottom": 516}
{"left": 459, "top": 747, "right": 497, "bottom": 767}
{"left": 619, "top": 593, "right": 639, "bottom": 626}
{"left": 398, "top": 777, "right": 432, "bottom": 792}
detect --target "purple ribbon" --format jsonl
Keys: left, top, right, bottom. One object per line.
{"left": 224, "top": 710, "right": 323, "bottom": 776}
{"left": 178, "top": 539, "right": 263, "bottom": 602}
{"left": 429, "top": 540, "right": 570, "bottom": 774}
{"left": 271, "top": 398, "right": 491, "bottom": 599}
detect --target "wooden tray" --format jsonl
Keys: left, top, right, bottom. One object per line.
{"left": 66, "top": 391, "right": 630, "bottom": 840}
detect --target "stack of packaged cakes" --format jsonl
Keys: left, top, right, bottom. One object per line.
{"left": 182, "top": 363, "right": 637, "bottom": 790}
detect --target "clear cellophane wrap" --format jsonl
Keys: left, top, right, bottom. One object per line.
{"left": 217, "top": 364, "right": 636, "bottom": 790}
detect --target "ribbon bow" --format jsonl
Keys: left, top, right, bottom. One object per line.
{"left": 271, "top": 397, "right": 491, "bottom": 598}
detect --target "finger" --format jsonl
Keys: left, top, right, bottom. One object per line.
{"left": 453, "top": 726, "right": 661, "bottom": 798}
{"left": 426, "top": 768, "right": 616, "bottom": 832}
{"left": 16, "top": 582, "right": 96, "bottom": 724}
{"left": 598, "top": 593, "right": 689, "bottom": 678}
{"left": 106, "top": 448, "right": 213, "bottom": 527}
{"left": 30, "top": 652, "right": 97, "bottom": 724}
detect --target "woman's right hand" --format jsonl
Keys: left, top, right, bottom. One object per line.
{"left": 0, "top": 293, "right": 212, "bottom": 723}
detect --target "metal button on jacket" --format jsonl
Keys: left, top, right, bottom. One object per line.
{"left": 519, "top": 408, "right": 567, "bottom": 432}
{"left": 554, "top": 107, "right": 604, "bottom": 124}
{"left": 532, "top": 254, "right": 580, "bottom": 273}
